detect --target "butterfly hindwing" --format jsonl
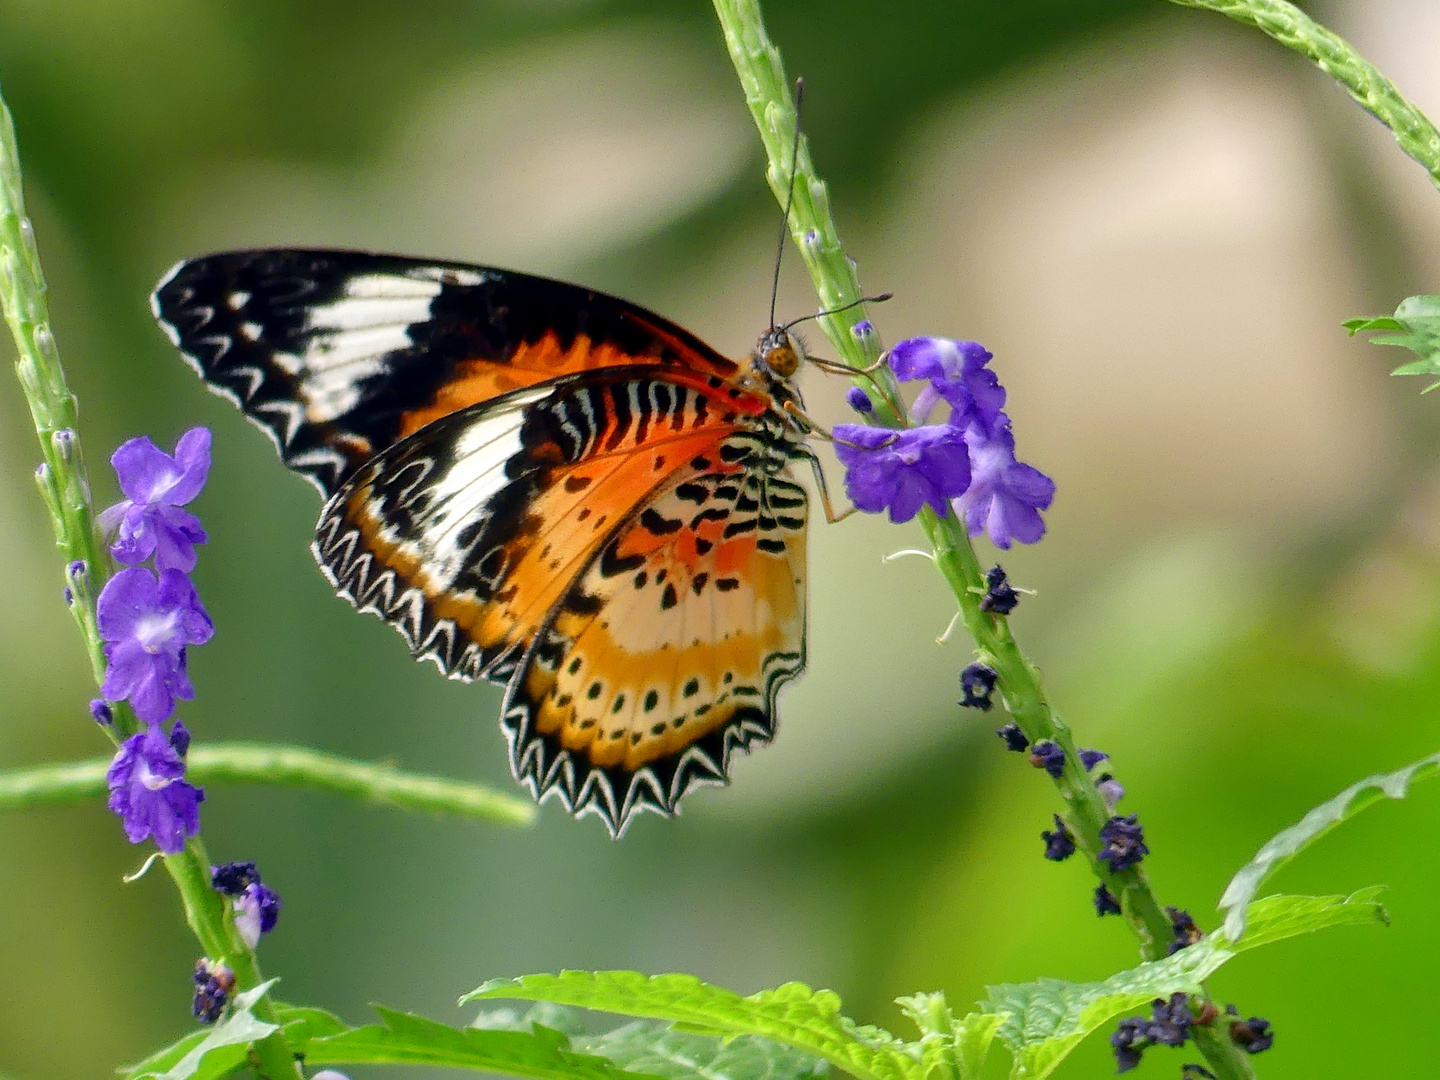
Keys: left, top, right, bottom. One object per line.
{"left": 504, "top": 460, "right": 809, "bottom": 834}
{"left": 152, "top": 249, "right": 739, "bottom": 495}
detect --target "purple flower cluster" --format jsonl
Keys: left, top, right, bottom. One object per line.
{"left": 835, "top": 337, "right": 1054, "bottom": 546}
{"left": 1111, "top": 994, "right": 1195, "bottom": 1072}
{"left": 94, "top": 429, "right": 214, "bottom": 854}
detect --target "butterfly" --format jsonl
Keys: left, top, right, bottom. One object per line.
{"left": 151, "top": 248, "right": 824, "bottom": 835}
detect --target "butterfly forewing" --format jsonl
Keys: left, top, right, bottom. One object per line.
{"left": 152, "top": 249, "right": 739, "bottom": 495}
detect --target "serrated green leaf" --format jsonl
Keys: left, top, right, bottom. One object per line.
{"left": 300, "top": 1003, "right": 654, "bottom": 1080}
{"left": 271, "top": 1001, "right": 350, "bottom": 1043}
{"left": 126, "top": 982, "right": 281, "bottom": 1080}
{"left": 465, "top": 972, "right": 925, "bottom": 1080}
{"left": 580, "top": 1020, "right": 828, "bottom": 1080}
{"left": 951, "top": 1013, "right": 1004, "bottom": 1080}
{"left": 120, "top": 1032, "right": 209, "bottom": 1079}
{"left": 980, "top": 892, "right": 1383, "bottom": 1079}
{"left": 1218, "top": 751, "right": 1440, "bottom": 940}
{"left": 1346, "top": 294, "right": 1440, "bottom": 383}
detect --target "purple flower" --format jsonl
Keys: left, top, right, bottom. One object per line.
{"left": 996, "top": 721, "right": 1029, "bottom": 752}
{"left": 845, "top": 386, "right": 875, "bottom": 414}
{"left": 979, "top": 564, "right": 1019, "bottom": 615}
{"left": 192, "top": 959, "right": 234, "bottom": 1024}
{"left": 1079, "top": 748, "right": 1109, "bottom": 771}
{"left": 106, "top": 721, "right": 204, "bottom": 854}
{"left": 1098, "top": 814, "right": 1149, "bottom": 873}
{"left": 1041, "top": 814, "right": 1075, "bottom": 861}
{"left": 1094, "top": 884, "right": 1122, "bottom": 917}
{"left": 1028, "top": 740, "right": 1065, "bottom": 779}
{"left": 98, "top": 567, "right": 214, "bottom": 722}
{"left": 234, "top": 882, "right": 283, "bottom": 948}
{"left": 889, "top": 337, "right": 1005, "bottom": 430}
{"left": 98, "top": 428, "right": 211, "bottom": 572}
{"left": 1229, "top": 1017, "right": 1273, "bottom": 1054}
{"left": 832, "top": 424, "right": 971, "bottom": 524}
{"left": 952, "top": 416, "right": 1055, "bottom": 549}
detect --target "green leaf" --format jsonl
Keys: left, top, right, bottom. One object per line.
{"left": 980, "top": 892, "right": 1384, "bottom": 1079}
{"left": 1217, "top": 750, "right": 1440, "bottom": 940}
{"left": 1346, "top": 295, "right": 1440, "bottom": 388}
{"left": 299, "top": 1004, "right": 653, "bottom": 1080}
{"left": 465, "top": 972, "right": 926, "bottom": 1080}
{"left": 476, "top": 1003, "right": 829, "bottom": 1080}
{"left": 271, "top": 1001, "right": 351, "bottom": 1042}
{"left": 581, "top": 1021, "right": 828, "bottom": 1080}
{"left": 126, "top": 982, "right": 280, "bottom": 1080}
{"left": 950, "top": 1013, "right": 1005, "bottom": 1080}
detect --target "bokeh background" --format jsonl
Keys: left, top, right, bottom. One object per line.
{"left": 4, "top": 0, "right": 1440, "bottom": 1076}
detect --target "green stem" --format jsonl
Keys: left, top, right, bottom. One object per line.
{"left": 0, "top": 742, "right": 536, "bottom": 824}
{"left": 711, "top": 4, "right": 1257, "bottom": 1078}
{"left": 0, "top": 80, "right": 300, "bottom": 1078}
{"left": 0, "top": 85, "right": 117, "bottom": 712}
{"left": 1169, "top": 0, "right": 1440, "bottom": 191}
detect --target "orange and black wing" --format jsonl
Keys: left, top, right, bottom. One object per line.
{"left": 152, "top": 249, "right": 739, "bottom": 495}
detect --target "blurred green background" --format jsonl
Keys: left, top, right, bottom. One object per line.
{"left": 5, "top": 0, "right": 1440, "bottom": 1076}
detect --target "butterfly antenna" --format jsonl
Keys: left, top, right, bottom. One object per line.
{"left": 769, "top": 77, "right": 805, "bottom": 331}
{"left": 779, "top": 291, "right": 893, "bottom": 334}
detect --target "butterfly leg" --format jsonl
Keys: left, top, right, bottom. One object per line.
{"left": 783, "top": 400, "right": 899, "bottom": 453}
{"left": 806, "top": 355, "right": 907, "bottom": 418}
{"left": 798, "top": 449, "right": 856, "bottom": 524}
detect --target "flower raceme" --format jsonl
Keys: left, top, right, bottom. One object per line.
{"left": 833, "top": 337, "right": 1054, "bottom": 547}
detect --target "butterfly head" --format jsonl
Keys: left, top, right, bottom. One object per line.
{"left": 752, "top": 326, "right": 803, "bottom": 382}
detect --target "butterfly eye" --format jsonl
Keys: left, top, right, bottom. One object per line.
{"left": 766, "top": 343, "right": 800, "bottom": 378}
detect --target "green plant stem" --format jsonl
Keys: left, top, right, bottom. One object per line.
{"left": 0, "top": 742, "right": 537, "bottom": 824}
{"left": 0, "top": 82, "right": 301, "bottom": 1079}
{"left": 1169, "top": 0, "right": 1440, "bottom": 191}
{"left": 711, "top": 4, "right": 1257, "bottom": 1078}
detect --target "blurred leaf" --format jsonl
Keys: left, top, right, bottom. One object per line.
{"left": 474, "top": 1002, "right": 830, "bottom": 1080}
{"left": 465, "top": 973, "right": 925, "bottom": 1080}
{"left": 582, "top": 1020, "right": 828, "bottom": 1080}
{"left": 1218, "top": 751, "right": 1440, "bottom": 940}
{"left": 297, "top": 1004, "right": 653, "bottom": 1080}
{"left": 126, "top": 981, "right": 279, "bottom": 1080}
{"left": 980, "top": 892, "right": 1385, "bottom": 1079}
{"left": 1345, "top": 295, "right": 1440, "bottom": 390}
{"left": 951, "top": 1012, "right": 1005, "bottom": 1080}
{"left": 271, "top": 1001, "right": 351, "bottom": 1042}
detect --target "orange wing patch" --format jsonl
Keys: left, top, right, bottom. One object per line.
{"left": 503, "top": 467, "right": 809, "bottom": 833}
{"left": 313, "top": 369, "right": 760, "bottom": 686}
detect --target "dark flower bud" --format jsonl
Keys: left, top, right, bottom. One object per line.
{"left": 1079, "top": 748, "right": 1108, "bottom": 770}
{"left": 1167, "top": 907, "right": 1203, "bottom": 954}
{"left": 1146, "top": 993, "right": 1192, "bottom": 1047}
{"left": 191, "top": 959, "right": 234, "bottom": 1024}
{"left": 1028, "top": 740, "right": 1065, "bottom": 778}
{"left": 1194, "top": 1001, "right": 1220, "bottom": 1026}
{"left": 1181, "top": 1066, "right": 1216, "bottom": 1079}
{"left": 845, "top": 386, "right": 874, "bottom": 414}
{"left": 1229, "top": 1017, "right": 1273, "bottom": 1054}
{"left": 979, "top": 565, "right": 1019, "bottom": 614}
{"left": 959, "top": 663, "right": 998, "bottom": 710}
{"left": 1110, "top": 1016, "right": 1147, "bottom": 1073}
{"left": 1094, "top": 884, "right": 1122, "bottom": 916}
{"left": 1095, "top": 772, "right": 1126, "bottom": 809}
{"left": 996, "top": 722, "right": 1029, "bottom": 752}
{"left": 211, "top": 861, "right": 261, "bottom": 896}
{"left": 1098, "top": 814, "right": 1149, "bottom": 872}
{"left": 89, "top": 699, "right": 113, "bottom": 726}
{"left": 1041, "top": 814, "right": 1075, "bottom": 861}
